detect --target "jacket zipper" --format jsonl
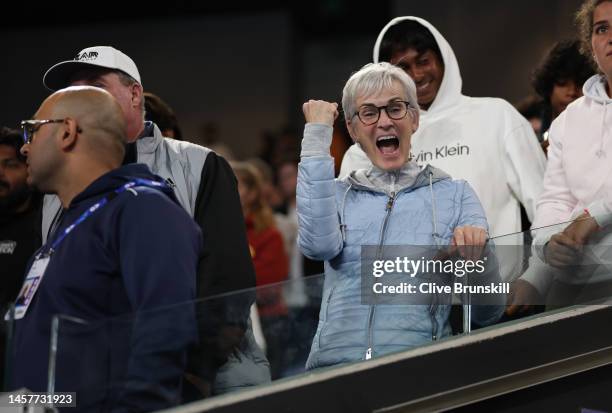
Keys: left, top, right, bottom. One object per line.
{"left": 365, "top": 307, "right": 376, "bottom": 360}
{"left": 429, "top": 293, "right": 438, "bottom": 341}
{"left": 366, "top": 190, "right": 396, "bottom": 360}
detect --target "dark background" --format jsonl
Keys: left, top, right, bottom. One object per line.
{"left": 1, "top": 0, "right": 585, "bottom": 159}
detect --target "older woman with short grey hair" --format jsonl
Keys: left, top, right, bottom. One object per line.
{"left": 297, "top": 62, "right": 503, "bottom": 369}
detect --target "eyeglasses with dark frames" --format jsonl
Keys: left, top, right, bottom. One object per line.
{"left": 20, "top": 119, "right": 71, "bottom": 144}
{"left": 351, "top": 101, "right": 416, "bottom": 126}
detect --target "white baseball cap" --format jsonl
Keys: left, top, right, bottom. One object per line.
{"left": 43, "top": 46, "right": 142, "bottom": 91}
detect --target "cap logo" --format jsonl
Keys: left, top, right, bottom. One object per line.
{"left": 75, "top": 51, "right": 99, "bottom": 61}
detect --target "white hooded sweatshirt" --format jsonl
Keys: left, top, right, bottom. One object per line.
{"left": 521, "top": 74, "right": 612, "bottom": 292}
{"left": 340, "top": 16, "right": 546, "bottom": 243}
{"left": 532, "top": 74, "right": 612, "bottom": 234}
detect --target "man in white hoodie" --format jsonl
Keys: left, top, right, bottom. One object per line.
{"left": 340, "top": 17, "right": 546, "bottom": 274}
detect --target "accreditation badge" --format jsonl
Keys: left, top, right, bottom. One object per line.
{"left": 4, "top": 256, "right": 50, "bottom": 321}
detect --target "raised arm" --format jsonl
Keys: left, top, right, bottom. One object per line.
{"left": 297, "top": 100, "right": 344, "bottom": 261}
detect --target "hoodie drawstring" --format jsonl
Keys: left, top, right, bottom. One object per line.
{"left": 429, "top": 171, "right": 442, "bottom": 246}
{"left": 597, "top": 102, "right": 608, "bottom": 158}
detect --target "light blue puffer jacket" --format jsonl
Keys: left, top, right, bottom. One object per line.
{"left": 297, "top": 126, "right": 504, "bottom": 369}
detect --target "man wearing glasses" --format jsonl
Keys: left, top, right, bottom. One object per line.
{"left": 8, "top": 86, "right": 202, "bottom": 411}
{"left": 41, "top": 46, "right": 268, "bottom": 396}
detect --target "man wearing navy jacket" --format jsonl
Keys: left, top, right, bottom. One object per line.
{"left": 9, "top": 86, "right": 202, "bottom": 412}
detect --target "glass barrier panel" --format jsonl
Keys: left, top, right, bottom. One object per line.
{"left": 504, "top": 214, "right": 612, "bottom": 311}
{"left": 2, "top": 303, "right": 16, "bottom": 392}
{"left": 46, "top": 274, "right": 325, "bottom": 411}
{"left": 5, "top": 214, "right": 607, "bottom": 411}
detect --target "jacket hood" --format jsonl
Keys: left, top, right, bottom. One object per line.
{"left": 70, "top": 163, "right": 175, "bottom": 207}
{"left": 346, "top": 161, "right": 450, "bottom": 195}
{"left": 372, "top": 16, "right": 463, "bottom": 115}
{"left": 583, "top": 74, "right": 612, "bottom": 104}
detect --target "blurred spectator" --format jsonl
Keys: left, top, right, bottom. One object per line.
{"left": 248, "top": 155, "right": 314, "bottom": 309}
{"left": 532, "top": 40, "right": 595, "bottom": 152}
{"left": 0, "top": 127, "right": 41, "bottom": 312}
{"left": 515, "top": 95, "right": 546, "bottom": 137}
{"left": 274, "top": 157, "right": 323, "bottom": 278}
{"left": 233, "top": 161, "right": 289, "bottom": 289}
{"left": 144, "top": 91, "right": 183, "bottom": 139}
{"left": 248, "top": 158, "right": 283, "bottom": 212}
{"left": 197, "top": 122, "right": 236, "bottom": 160}
{"left": 267, "top": 156, "right": 323, "bottom": 377}
{"left": 259, "top": 127, "right": 300, "bottom": 169}
{"left": 0, "top": 127, "right": 42, "bottom": 390}
{"left": 232, "top": 161, "right": 289, "bottom": 379}
{"left": 276, "top": 158, "right": 298, "bottom": 215}
{"left": 258, "top": 131, "right": 278, "bottom": 167}
{"left": 199, "top": 122, "right": 220, "bottom": 146}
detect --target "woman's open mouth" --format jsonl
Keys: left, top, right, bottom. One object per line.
{"left": 376, "top": 135, "right": 400, "bottom": 156}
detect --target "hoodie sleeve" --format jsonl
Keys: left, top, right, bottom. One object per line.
{"left": 531, "top": 113, "right": 578, "bottom": 259}
{"left": 501, "top": 104, "right": 547, "bottom": 222}
{"left": 518, "top": 253, "right": 556, "bottom": 297}
{"left": 587, "top": 198, "right": 612, "bottom": 228}
{"left": 115, "top": 189, "right": 201, "bottom": 412}
{"left": 297, "top": 123, "right": 344, "bottom": 261}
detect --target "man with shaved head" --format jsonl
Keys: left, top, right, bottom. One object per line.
{"left": 8, "top": 86, "right": 202, "bottom": 412}
{"left": 22, "top": 87, "right": 127, "bottom": 198}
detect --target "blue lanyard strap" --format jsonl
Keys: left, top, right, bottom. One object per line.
{"left": 47, "top": 178, "right": 167, "bottom": 255}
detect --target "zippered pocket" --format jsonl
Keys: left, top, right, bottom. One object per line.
{"left": 318, "top": 284, "right": 337, "bottom": 348}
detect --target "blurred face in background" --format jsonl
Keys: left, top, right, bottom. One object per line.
{"left": 0, "top": 145, "right": 30, "bottom": 211}
{"left": 236, "top": 173, "right": 257, "bottom": 215}
{"left": 277, "top": 162, "right": 298, "bottom": 202}
{"left": 550, "top": 79, "right": 582, "bottom": 118}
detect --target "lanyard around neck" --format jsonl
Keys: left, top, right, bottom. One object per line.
{"left": 42, "top": 178, "right": 167, "bottom": 257}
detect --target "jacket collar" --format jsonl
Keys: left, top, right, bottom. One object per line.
{"left": 136, "top": 121, "right": 164, "bottom": 155}
{"left": 345, "top": 161, "right": 450, "bottom": 196}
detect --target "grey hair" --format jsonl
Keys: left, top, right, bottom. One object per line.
{"left": 342, "top": 62, "right": 419, "bottom": 122}
{"left": 116, "top": 71, "right": 146, "bottom": 120}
